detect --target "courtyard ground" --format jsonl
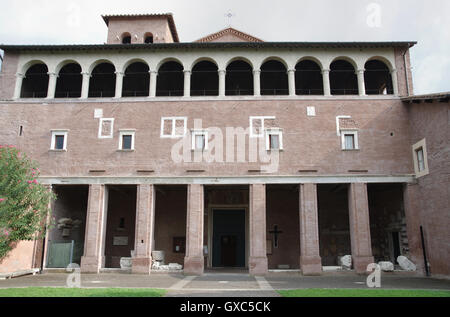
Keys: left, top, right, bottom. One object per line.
{"left": 0, "top": 271, "right": 449, "bottom": 297}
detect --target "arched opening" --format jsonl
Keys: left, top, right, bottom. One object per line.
{"left": 122, "top": 33, "right": 132, "bottom": 44}
{"left": 20, "top": 63, "right": 49, "bottom": 98}
{"left": 330, "top": 60, "right": 358, "bottom": 95}
{"left": 88, "top": 62, "right": 116, "bottom": 98}
{"left": 364, "top": 60, "right": 393, "bottom": 95}
{"left": 191, "top": 61, "right": 218, "bottom": 96}
{"left": 156, "top": 61, "right": 184, "bottom": 96}
{"left": 260, "top": 60, "right": 288, "bottom": 95}
{"left": 295, "top": 60, "right": 323, "bottom": 95}
{"left": 144, "top": 32, "right": 153, "bottom": 44}
{"left": 226, "top": 60, "right": 253, "bottom": 96}
{"left": 55, "top": 63, "right": 82, "bottom": 98}
{"left": 122, "top": 62, "right": 150, "bottom": 97}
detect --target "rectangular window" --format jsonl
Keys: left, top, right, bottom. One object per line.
{"left": 265, "top": 128, "right": 283, "bottom": 150}
{"left": 191, "top": 130, "right": 208, "bottom": 151}
{"left": 118, "top": 130, "right": 135, "bottom": 150}
{"left": 416, "top": 147, "right": 425, "bottom": 172}
{"left": 161, "top": 117, "right": 187, "bottom": 138}
{"left": 341, "top": 130, "right": 359, "bottom": 150}
{"left": 50, "top": 130, "right": 68, "bottom": 151}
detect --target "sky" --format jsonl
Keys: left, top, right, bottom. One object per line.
{"left": 0, "top": 0, "right": 449, "bottom": 94}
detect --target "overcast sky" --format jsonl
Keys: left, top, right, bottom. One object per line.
{"left": 0, "top": 0, "right": 449, "bottom": 94}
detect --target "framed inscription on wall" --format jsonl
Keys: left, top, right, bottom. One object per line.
{"left": 113, "top": 236, "right": 129, "bottom": 246}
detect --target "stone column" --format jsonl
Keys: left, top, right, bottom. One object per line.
{"left": 253, "top": 69, "right": 261, "bottom": 96}
{"left": 299, "top": 183, "right": 322, "bottom": 275}
{"left": 391, "top": 69, "right": 399, "bottom": 96}
{"left": 183, "top": 70, "right": 191, "bottom": 97}
{"left": 322, "top": 69, "right": 331, "bottom": 96}
{"left": 149, "top": 70, "right": 158, "bottom": 97}
{"left": 184, "top": 184, "right": 204, "bottom": 275}
{"left": 81, "top": 184, "right": 107, "bottom": 273}
{"left": 356, "top": 69, "right": 366, "bottom": 96}
{"left": 287, "top": 69, "right": 296, "bottom": 96}
{"left": 132, "top": 184, "right": 155, "bottom": 274}
{"left": 249, "top": 184, "right": 268, "bottom": 275}
{"left": 218, "top": 69, "right": 226, "bottom": 97}
{"left": 13, "top": 73, "right": 25, "bottom": 99}
{"left": 46, "top": 72, "right": 58, "bottom": 99}
{"left": 348, "top": 183, "right": 374, "bottom": 273}
{"left": 114, "top": 71, "right": 124, "bottom": 98}
{"left": 80, "top": 72, "right": 91, "bottom": 99}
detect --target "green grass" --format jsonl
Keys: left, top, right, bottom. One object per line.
{"left": 0, "top": 287, "right": 167, "bottom": 297}
{"left": 278, "top": 288, "right": 450, "bottom": 297}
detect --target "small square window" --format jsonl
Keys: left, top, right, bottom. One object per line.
{"left": 265, "top": 128, "right": 283, "bottom": 151}
{"left": 250, "top": 116, "right": 276, "bottom": 138}
{"left": 161, "top": 117, "right": 187, "bottom": 138}
{"left": 341, "top": 130, "right": 359, "bottom": 150}
{"left": 191, "top": 130, "right": 208, "bottom": 151}
{"left": 118, "top": 130, "right": 135, "bottom": 151}
{"left": 50, "top": 130, "right": 68, "bottom": 151}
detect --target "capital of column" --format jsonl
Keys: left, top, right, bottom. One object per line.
{"left": 390, "top": 68, "right": 397, "bottom": 74}
{"left": 253, "top": 69, "right": 261, "bottom": 75}
{"left": 287, "top": 69, "right": 296, "bottom": 74}
{"left": 15, "top": 73, "right": 25, "bottom": 79}
{"left": 356, "top": 69, "right": 365, "bottom": 75}
{"left": 115, "top": 71, "right": 124, "bottom": 76}
{"left": 81, "top": 72, "right": 92, "bottom": 77}
{"left": 183, "top": 70, "right": 192, "bottom": 75}
{"left": 321, "top": 69, "right": 330, "bottom": 74}
{"left": 149, "top": 70, "right": 158, "bottom": 75}
{"left": 218, "top": 69, "right": 226, "bottom": 75}
{"left": 47, "top": 72, "right": 59, "bottom": 78}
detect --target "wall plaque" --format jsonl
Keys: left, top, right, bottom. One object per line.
{"left": 113, "top": 236, "right": 128, "bottom": 246}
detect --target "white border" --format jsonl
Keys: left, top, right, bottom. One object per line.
{"left": 249, "top": 116, "right": 276, "bottom": 138}
{"left": 160, "top": 117, "right": 187, "bottom": 138}
{"left": 98, "top": 118, "right": 114, "bottom": 139}
{"left": 50, "top": 129, "right": 68, "bottom": 151}
{"left": 341, "top": 130, "right": 359, "bottom": 150}
{"left": 118, "top": 129, "right": 136, "bottom": 150}
{"left": 191, "top": 129, "right": 208, "bottom": 151}
{"left": 265, "top": 128, "right": 283, "bottom": 150}
{"left": 412, "top": 138, "right": 429, "bottom": 178}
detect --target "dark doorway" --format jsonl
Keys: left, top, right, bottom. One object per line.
{"left": 212, "top": 209, "right": 245, "bottom": 267}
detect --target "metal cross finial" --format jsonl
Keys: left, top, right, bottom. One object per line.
{"left": 224, "top": 11, "right": 235, "bottom": 27}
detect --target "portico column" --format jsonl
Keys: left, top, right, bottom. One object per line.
{"left": 183, "top": 70, "right": 191, "bottom": 97}
{"left": 249, "top": 184, "right": 268, "bottom": 275}
{"left": 184, "top": 184, "right": 204, "bottom": 275}
{"left": 287, "top": 69, "right": 296, "bottom": 96}
{"left": 299, "top": 183, "right": 322, "bottom": 275}
{"left": 253, "top": 69, "right": 261, "bottom": 96}
{"left": 13, "top": 73, "right": 25, "bottom": 99}
{"left": 114, "top": 71, "right": 124, "bottom": 98}
{"left": 322, "top": 69, "right": 331, "bottom": 96}
{"left": 149, "top": 70, "right": 158, "bottom": 97}
{"left": 391, "top": 68, "right": 399, "bottom": 96}
{"left": 80, "top": 72, "right": 91, "bottom": 99}
{"left": 348, "top": 183, "right": 374, "bottom": 273}
{"left": 81, "top": 184, "right": 107, "bottom": 273}
{"left": 132, "top": 184, "right": 155, "bottom": 274}
{"left": 218, "top": 69, "right": 226, "bottom": 96}
{"left": 356, "top": 69, "right": 367, "bottom": 96}
{"left": 46, "top": 72, "right": 58, "bottom": 99}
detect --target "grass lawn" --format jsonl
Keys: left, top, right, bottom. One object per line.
{"left": 278, "top": 288, "right": 450, "bottom": 297}
{"left": 0, "top": 287, "right": 167, "bottom": 297}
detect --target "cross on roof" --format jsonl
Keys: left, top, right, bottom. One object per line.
{"left": 224, "top": 11, "right": 235, "bottom": 27}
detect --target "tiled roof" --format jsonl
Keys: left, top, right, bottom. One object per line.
{"left": 101, "top": 13, "right": 179, "bottom": 42}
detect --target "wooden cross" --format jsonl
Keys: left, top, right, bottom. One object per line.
{"left": 269, "top": 225, "right": 283, "bottom": 248}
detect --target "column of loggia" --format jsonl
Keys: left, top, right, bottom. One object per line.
{"left": 132, "top": 184, "right": 156, "bottom": 274}
{"left": 391, "top": 69, "right": 399, "bottom": 96}
{"left": 149, "top": 70, "right": 158, "bottom": 97}
{"left": 249, "top": 184, "right": 268, "bottom": 275}
{"left": 253, "top": 69, "right": 261, "bottom": 96}
{"left": 218, "top": 69, "right": 226, "bottom": 97}
{"left": 80, "top": 72, "right": 91, "bottom": 99}
{"left": 80, "top": 184, "right": 107, "bottom": 273}
{"left": 299, "top": 183, "right": 322, "bottom": 275}
{"left": 356, "top": 69, "right": 367, "bottom": 96}
{"left": 287, "top": 69, "right": 296, "bottom": 96}
{"left": 322, "top": 69, "right": 331, "bottom": 96}
{"left": 13, "top": 73, "right": 25, "bottom": 99}
{"left": 348, "top": 183, "right": 375, "bottom": 274}
{"left": 183, "top": 70, "right": 191, "bottom": 97}
{"left": 184, "top": 184, "right": 204, "bottom": 275}
{"left": 114, "top": 71, "right": 124, "bottom": 98}
{"left": 46, "top": 72, "right": 58, "bottom": 99}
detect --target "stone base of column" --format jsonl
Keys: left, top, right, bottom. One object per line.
{"left": 300, "top": 255, "right": 322, "bottom": 276}
{"left": 249, "top": 256, "right": 268, "bottom": 275}
{"left": 80, "top": 256, "right": 104, "bottom": 273}
{"left": 132, "top": 257, "right": 152, "bottom": 274}
{"left": 184, "top": 256, "right": 204, "bottom": 275}
{"left": 353, "top": 256, "right": 375, "bottom": 274}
